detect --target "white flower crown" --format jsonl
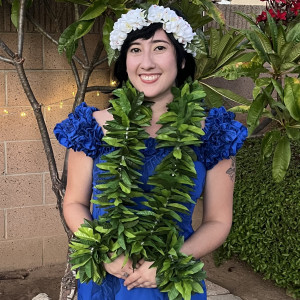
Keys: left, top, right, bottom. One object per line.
{"left": 109, "top": 5, "right": 197, "bottom": 57}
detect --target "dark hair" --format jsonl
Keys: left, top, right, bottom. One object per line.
{"left": 114, "top": 22, "right": 196, "bottom": 88}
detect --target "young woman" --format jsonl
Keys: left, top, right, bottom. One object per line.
{"left": 54, "top": 5, "right": 248, "bottom": 300}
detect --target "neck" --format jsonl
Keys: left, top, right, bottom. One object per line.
{"left": 146, "top": 95, "right": 173, "bottom": 138}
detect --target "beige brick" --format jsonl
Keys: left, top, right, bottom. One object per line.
{"left": 6, "top": 70, "right": 77, "bottom": 106}
{"left": 0, "top": 106, "right": 41, "bottom": 141}
{"left": 0, "top": 33, "right": 43, "bottom": 70}
{"left": 0, "top": 72, "right": 5, "bottom": 106}
{"left": 0, "top": 174, "right": 43, "bottom": 209}
{"left": 43, "top": 235, "right": 68, "bottom": 266}
{"left": 0, "top": 238, "right": 43, "bottom": 271}
{"left": 6, "top": 140, "right": 65, "bottom": 174}
{"left": 44, "top": 105, "right": 73, "bottom": 139}
{"left": 0, "top": 143, "right": 4, "bottom": 175}
{"left": 43, "top": 34, "right": 71, "bottom": 70}
{"left": 7, "top": 205, "right": 65, "bottom": 239}
{"left": 82, "top": 91, "right": 110, "bottom": 110}
{"left": 87, "top": 68, "right": 110, "bottom": 87}
{"left": 0, "top": 209, "right": 5, "bottom": 240}
{"left": 44, "top": 171, "right": 63, "bottom": 205}
{"left": 44, "top": 33, "right": 106, "bottom": 70}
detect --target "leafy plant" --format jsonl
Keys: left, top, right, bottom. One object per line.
{"left": 216, "top": 1, "right": 300, "bottom": 182}
{"left": 214, "top": 138, "right": 300, "bottom": 299}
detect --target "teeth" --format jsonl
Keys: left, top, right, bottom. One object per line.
{"left": 140, "top": 75, "right": 160, "bottom": 81}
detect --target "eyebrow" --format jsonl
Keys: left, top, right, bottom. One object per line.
{"left": 130, "top": 39, "right": 171, "bottom": 46}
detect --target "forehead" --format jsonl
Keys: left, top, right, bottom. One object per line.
{"left": 130, "top": 29, "right": 172, "bottom": 45}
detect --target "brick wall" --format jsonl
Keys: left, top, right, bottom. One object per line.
{"left": 0, "top": 3, "right": 262, "bottom": 272}
{"left": 0, "top": 1, "right": 110, "bottom": 271}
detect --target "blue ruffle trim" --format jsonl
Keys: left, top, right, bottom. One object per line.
{"left": 195, "top": 106, "right": 248, "bottom": 170}
{"left": 53, "top": 102, "right": 103, "bottom": 159}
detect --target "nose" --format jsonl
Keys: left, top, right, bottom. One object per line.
{"left": 140, "top": 51, "right": 155, "bottom": 70}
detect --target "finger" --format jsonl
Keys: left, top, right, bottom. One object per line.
{"left": 124, "top": 272, "right": 140, "bottom": 286}
{"left": 127, "top": 279, "right": 142, "bottom": 291}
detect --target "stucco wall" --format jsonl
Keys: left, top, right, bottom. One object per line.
{"left": 0, "top": 2, "right": 263, "bottom": 271}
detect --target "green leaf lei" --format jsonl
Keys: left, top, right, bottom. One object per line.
{"left": 69, "top": 80, "right": 207, "bottom": 300}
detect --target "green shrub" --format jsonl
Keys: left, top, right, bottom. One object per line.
{"left": 214, "top": 138, "right": 300, "bottom": 299}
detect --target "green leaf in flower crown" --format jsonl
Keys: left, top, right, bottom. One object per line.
{"left": 272, "top": 136, "right": 291, "bottom": 182}
{"left": 284, "top": 77, "right": 300, "bottom": 122}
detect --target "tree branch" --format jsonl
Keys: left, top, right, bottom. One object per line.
{"left": 93, "top": 57, "right": 108, "bottom": 68}
{"left": 17, "top": 0, "right": 26, "bottom": 57}
{"left": 0, "top": 38, "right": 15, "bottom": 58}
{"left": 0, "top": 55, "right": 14, "bottom": 64}
{"left": 86, "top": 85, "right": 114, "bottom": 94}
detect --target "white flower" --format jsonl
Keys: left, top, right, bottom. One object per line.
{"left": 109, "top": 5, "right": 197, "bottom": 56}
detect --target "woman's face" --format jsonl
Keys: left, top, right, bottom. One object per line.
{"left": 126, "top": 29, "right": 178, "bottom": 102}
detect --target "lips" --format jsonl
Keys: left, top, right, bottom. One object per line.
{"left": 139, "top": 74, "right": 160, "bottom": 83}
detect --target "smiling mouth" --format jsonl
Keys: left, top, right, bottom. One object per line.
{"left": 140, "top": 74, "right": 160, "bottom": 83}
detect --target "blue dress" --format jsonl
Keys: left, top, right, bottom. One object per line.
{"left": 54, "top": 103, "right": 248, "bottom": 300}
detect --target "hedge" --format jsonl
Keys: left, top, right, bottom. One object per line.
{"left": 214, "top": 138, "right": 300, "bottom": 299}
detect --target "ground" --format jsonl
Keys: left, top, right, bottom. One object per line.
{"left": 0, "top": 254, "right": 293, "bottom": 300}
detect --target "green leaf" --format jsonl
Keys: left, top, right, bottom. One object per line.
{"left": 11, "top": 0, "right": 20, "bottom": 28}
{"left": 261, "top": 130, "right": 281, "bottom": 160}
{"left": 272, "top": 136, "right": 291, "bottom": 182}
{"left": 286, "top": 23, "right": 300, "bottom": 43}
{"left": 284, "top": 77, "right": 300, "bottom": 121}
{"left": 271, "top": 78, "right": 284, "bottom": 100}
{"left": 228, "top": 105, "right": 250, "bottom": 114}
{"left": 266, "top": 11, "right": 278, "bottom": 52}
{"left": 80, "top": 0, "right": 107, "bottom": 20}
{"left": 58, "top": 20, "right": 95, "bottom": 61}
{"left": 285, "top": 127, "right": 300, "bottom": 140}
{"left": 235, "top": 11, "right": 257, "bottom": 27}
{"left": 285, "top": 42, "right": 300, "bottom": 63}
{"left": 102, "top": 17, "right": 115, "bottom": 65}
{"left": 201, "top": 82, "right": 251, "bottom": 106}
{"left": 200, "top": 84, "right": 223, "bottom": 108}
{"left": 173, "top": 147, "right": 182, "bottom": 159}
{"left": 247, "top": 94, "right": 266, "bottom": 135}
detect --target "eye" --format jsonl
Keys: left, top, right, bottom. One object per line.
{"left": 129, "top": 47, "right": 141, "bottom": 53}
{"left": 155, "top": 45, "right": 166, "bottom": 51}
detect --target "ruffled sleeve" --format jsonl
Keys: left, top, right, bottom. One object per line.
{"left": 195, "top": 106, "right": 248, "bottom": 170}
{"left": 53, "top": 102, "right": 103, "bottom": 159}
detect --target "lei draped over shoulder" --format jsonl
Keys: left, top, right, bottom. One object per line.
{"left": 54, "top": 103, "right": 248, "bottom": 169}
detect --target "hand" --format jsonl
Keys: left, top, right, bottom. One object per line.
{"left": 103, "top": 254, "right": 139, "bottom": 280}
{"left": 124, "top": 259, "right": 157, "bottom": 290}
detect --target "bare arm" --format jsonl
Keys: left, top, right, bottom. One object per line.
{"left": 63, "top": 149, "right": 94, "bottom": 233}
{"left": 180, "top": 157, "right": 236, "bottom": 259}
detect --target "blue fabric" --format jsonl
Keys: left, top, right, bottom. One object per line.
{"left": 55, "top": 102, "right": 248, "bottom": 300}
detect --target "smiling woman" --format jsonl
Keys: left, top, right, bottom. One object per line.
{"left": 53, "top": 4, "right": 248, "bottom": 300}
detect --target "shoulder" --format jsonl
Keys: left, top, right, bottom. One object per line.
{"left": 53, "top": 102, "right": 105, "bottom": 159}
{"left": 196, "top": 106, "right": 248, "bottom": 170}
{"left": 93, "top": 108, "right": 114, "bottom": 135}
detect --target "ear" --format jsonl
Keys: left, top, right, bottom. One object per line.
{"left": 181, "top": 59, "right": 186, "bottom": 69}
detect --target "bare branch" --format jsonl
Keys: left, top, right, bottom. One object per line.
{"left": 72, "top": 55, "right": 85, "bottom": 69}
{"left": 17, "top": 0, "right": 26, "bottom": 57}
{"left": 26, "top": 13, "right": 59, "bottom": 45}
{"left": 86, "top": 85, "right": 114, "bottom": 94}
{"left": 0, "top": 55, "right": 14, "bottom": 64}
{"left": 93, "top": 57, "right": 108, "bottom": 68}
{"left": 0, "top": 38, "right": 15, "bottom": 58}
{"left": 70, "top": 59, "right": 81, "bottom": 88}
{"left": 79, "top": 38, "right": 89, "bottom": 66}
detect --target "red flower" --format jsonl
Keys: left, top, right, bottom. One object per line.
{"left": 276, "top": 10, "right": 287, "bottom": 19}
{"left": 268, "top": 8, "right": 277, "bottom": 17}
{"left": 257, "top": 11, "right": 267, "bottom": 22}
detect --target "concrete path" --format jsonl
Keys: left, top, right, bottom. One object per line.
{"left": 206, "top": 280, "right": 242, "bottom": 300}
{"left": 32, "top": 280, "right": 243, "bottom": 300}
